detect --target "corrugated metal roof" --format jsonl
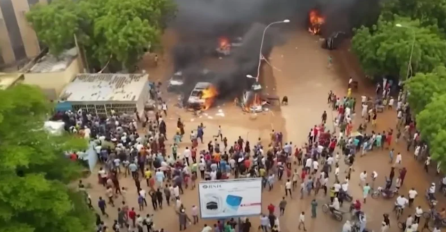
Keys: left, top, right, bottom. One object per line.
{"left": 60, "top": 73, "right": 149, "bottom": 102}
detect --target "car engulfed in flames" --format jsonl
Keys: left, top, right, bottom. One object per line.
{"left": 187, "top": 82, "right": 219, "bottom": 111}
{"left": 308, "top": 10, "right": 325, "bottom": 35}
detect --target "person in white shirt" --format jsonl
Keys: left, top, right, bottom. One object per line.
{"left": 191, "top": 205, "right": 199, "bottom": 224}
{"left": 411, "top": 222, "right": 418, "bottom": 232}
{"left": 173, "top": 185, "right": 180, "bottom": 198}
{"left": 175, "top": 197, "right": 182, "bottom": 210}
{"left": 395, "top": 153, "right": 402, "bottom": 165}
{"left": 335, "top": 153, "right": 340, "bottom": 165}
{"left": 342, "top": 181, "right": 349, "bottom": 193}
{"left": 285, "top": 179, "right": 292, "bottom": 197}
{"left": 359, "top": 171, "right": 367, "bottom": 187}
{"left": 298, "top": 211, "right": 306, "bottom": 231}
{"left": 201, "top": 224, "right": 213, "bottom": 232}
{"left": 334, "top": 182, "right": 341, "bottom": 194}
{"left": 388, "top": 97, "right": 394, "bottom": 109}
{"left": 335, "top": 164, "right": 340, "bottom": 182}
{"left": 343, "top": 220, "right": 352, "bottom": 232}
{"left": 414, "top": 206, "right": 423, "bottom": 223}
{"left": 312, "top": 160, "right": 319, "bottom": 173}
{"left": 405, "top": 215, "right": 414, "bottom": 232}
{"left": 408, "top": 188, "right": 418, "bottom": 207}
{"left": 395, "top": 195, "right": 409, "bottom": 213}
{"left": 305, "top": 158, "right": 312, "bottom": 171}
{"left": 425, "top": 157, "right": 431, "bottom": 172}
{"left": 330, "top": 197, "right": 340, "bottom": 211}
{"left": 183, "top": 147, "right": 191, "bottom": 166}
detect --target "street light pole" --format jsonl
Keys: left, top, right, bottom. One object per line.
{"left": 396, "top": 23, "right": 416, "bottom": 79}
{"left": 250, "top": 19, "right": 290, "bottom": 82}
{"left": 406, "top": 28, "right": 415, "bottom": 79}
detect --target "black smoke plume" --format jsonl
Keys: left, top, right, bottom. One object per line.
{"left": 169, "top": 0, "right": 380, "bottom": 100}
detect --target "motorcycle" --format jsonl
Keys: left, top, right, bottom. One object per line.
{"left": 422, "top": 209, "right": 446, "bottom": 228}
{"left": 425, "top": 189, "right": 438, "bottom": 207}
{"left": 339, "top": 190, "right": 353, "bottom": 202}
{"left": 322, "top": 204, "right": 344, "bottom": 221}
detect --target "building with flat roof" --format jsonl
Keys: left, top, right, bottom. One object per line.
{"left": 0, "top": 0, "right": 53, "bottom": 70}
{"left": 59, "top": 73, "right": 150, "bottom": 116}
{"left": 22, "top": 48, "right": 82, "bottom": 99}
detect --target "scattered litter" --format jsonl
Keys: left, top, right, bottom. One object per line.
{"left": 190, "top": 118, "right": 195, "bottom": 122}
{"left": 264, "top": 108, "right": 270, "bottom": 112}
{"left": 207, "top": 116, "right": 213, "bottom": 119}
{"left": 203, "top": 113, "right": 209, "bottom": 116}
{"left": 216, "top": 112, "right": 225, "bottom": 117}
{"left": 218, "top": 109, "right": 223, "bottom": 113}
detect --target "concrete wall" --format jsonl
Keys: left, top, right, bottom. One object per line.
{"left": 0, "top": 0, "right": 48, "bottom": 68}
{"left": 23, "top": 56, "right": 81, "bottom": 95}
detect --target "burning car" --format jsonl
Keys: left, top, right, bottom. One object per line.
{"left": 187, "top": 82, "right": 219, "bottom": 110}
{"left": 308, "top": 10, "right": 325, "bottom": 35}
{"left": 215, "top": 36, "right": 243, "bottom": 56}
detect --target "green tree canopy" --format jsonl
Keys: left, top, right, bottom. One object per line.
{"left": 26, "top": 0, "right": 176, "bottom": 71}
{"left": 351, "top": 16, "right": 446, "bottom": 80}
{"left": 0, "top": 85, "right": 94, "bottom": 232}
{"left": 417, "top": 94, "right": 446, "bottom": 171}
{"left": 26, "top": 0, "right": 79, "bottom": 56}
{"left": 417, "top": 94, "right": 446, "bottom": 145}
{"left": 381, "top": 0, "right": 446, "bottom": 32}
{"left": 405, "top": 65, "right": 446, "bottom": 114}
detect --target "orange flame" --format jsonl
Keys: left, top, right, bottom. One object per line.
{"left": 308, "top": 10, "right": 325, "bottom": 35}
{"left": 218, "top": 37, "right": 230, "bottom": 52}
{"left": 243, "top": 93, "right": 263, "bottom": 112}
{"left": 201, "top": 85, "right": 218, "bottom": 110}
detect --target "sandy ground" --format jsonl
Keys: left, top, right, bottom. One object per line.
{"left": 83, "top": 29, "right": 446, "bottom": 232}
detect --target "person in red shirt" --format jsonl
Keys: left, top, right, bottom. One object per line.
{"left": 301, "top": 169, "right": 307, "bottom": 181}
{"left": 244, "top": 159, "right": 251, "bottom": 170}
{"left": 313, "top": 126, "right": 319, "bottom": 142}
{"left": 286, "top": 167, "right": 292, "bottom": 178}
{"left": 329, "top": 139, "right": 336, "bottom": 154}
{"left": 128, "top": 207, "right": 136, "bottom": 227}
{"left": 191, "top": 147, "right": 197, "bottom": 163}
{"left": 267, "top": 203, "right": 275, "bottom": 214}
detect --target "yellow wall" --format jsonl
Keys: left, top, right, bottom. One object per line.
{"left": 23, "top": 56, "right": 81, "bottom": 95}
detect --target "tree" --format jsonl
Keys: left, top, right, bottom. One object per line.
{"left": 0, "top": 85, "right": 94, "bottom": 232}
{"left": 417, "top": 94, "right": 446, "bottom": 145}
{"left": 351, "top": 16, "right": 446, "bottom": 80}
{"left": 417, "top": 94, "right": 446, "bottom": 171}
{"left": 405, "top": 65, "right": 446, "bottom": 114}
{"left": 26, "top": 0, "right": 176, "bottom": 71}
{"left": 381, "top": 0, "right": 446, "bottom": 32}
{"left": 26, "top": 0, "right": 79, "bottom": 56}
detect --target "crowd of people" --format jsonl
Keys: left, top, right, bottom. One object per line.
{"left": 70, "top": 77, "right": 446, "bottom": 232}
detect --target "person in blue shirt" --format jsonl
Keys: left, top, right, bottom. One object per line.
{"left": 98, "top": 197, "right": 109, "bottom": 217}
{"left": 197, "top": 125, "right": 204, "bottom": 143}
{"left": 220, "top": 160, "right": 227, "bottom": 173}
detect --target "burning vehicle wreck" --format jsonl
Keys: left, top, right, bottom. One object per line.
{"left": 172, "top": 22, "right": 281, "bottom": 113}
{"left": 214, "top": 37, "right": 243, "bottom": 56}
{"left": 308, "top": 9, "right": 325, "bottom": 35}
{"left": 186, "top": 82, "right": 219, "bottom": 111}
